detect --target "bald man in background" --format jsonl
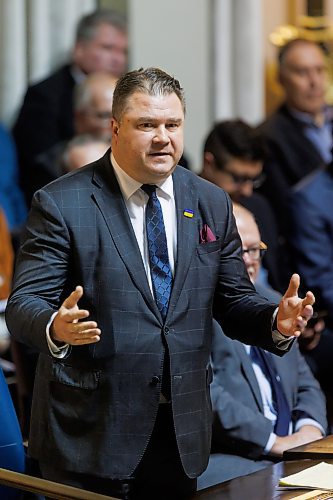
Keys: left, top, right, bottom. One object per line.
{"left": 198, "top": 204, "right": 327, "bottom": 489}
{"left": 32, "top": 72, "right": 117, "bottom": 193}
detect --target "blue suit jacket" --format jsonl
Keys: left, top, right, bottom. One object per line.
{"left": 289, "top": 167, "right": 333, "bottom": 321}
{"left": 7, "top": 150, "right": 284, "bottom": 479}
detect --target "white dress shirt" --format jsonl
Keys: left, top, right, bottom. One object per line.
{"left": 244, "top": 344, "right": 324, "bottom": 453}
{"left": 111, "top": 153, "right": 177, "bottom": 290}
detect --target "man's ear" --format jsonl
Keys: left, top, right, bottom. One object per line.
{"left": 111, "top": 118, "right": 119, "bottom": 137}
{"left": 201, "top": 152, "right": 216, "bottom": 180}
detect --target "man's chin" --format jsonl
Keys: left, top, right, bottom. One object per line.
{"left": 147, "top": 160, "right": 176, "bottom": 176}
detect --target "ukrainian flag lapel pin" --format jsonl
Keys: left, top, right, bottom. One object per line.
{"left": 183, "top": 209, "right": 194, "bottom": 218}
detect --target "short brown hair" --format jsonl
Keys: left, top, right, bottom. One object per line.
{"left": 111, "top": 67, "right": 186, "bottom": 121}
{"left": 76, "top": 9, "right": 127, "bottom": 43}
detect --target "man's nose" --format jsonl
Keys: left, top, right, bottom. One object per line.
{"left": 239, "top": 181, "right": 253, "bottom": 197}
{"left": 153, "top": 126, "right": 170, "bottom": 143}
{"left": 242, "top": 251, "right": 251, "bottom": 265}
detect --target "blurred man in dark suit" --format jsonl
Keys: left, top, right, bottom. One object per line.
{"left": 13, "top": 9, "right": 127, "bottom": 204}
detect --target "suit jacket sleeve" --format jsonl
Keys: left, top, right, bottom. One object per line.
{"left": 6, "top": 188, "right": 71, "bottom": 354}
{"left": 210, "top": 192, "right": 280, "bottom": 353}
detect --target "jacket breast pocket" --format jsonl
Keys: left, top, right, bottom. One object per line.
{"left": 196, "top": 239, "right": 221, "bottom": 254}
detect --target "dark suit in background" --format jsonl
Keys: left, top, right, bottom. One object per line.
{"left": 258, "top": 104, "right": 327, "bottom": 227}
{"left": 258, "top": 104, "right": 329, "bottom": 287}
{"left": 12, "top": 64, "right": 75, "bottom": 204}
{"left": 289, "top": 166, "right": 333, "bottom": 322}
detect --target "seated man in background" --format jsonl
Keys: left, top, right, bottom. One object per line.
{"left": 197, "top": 204, "right": 327, "bottom": 489}
{"left": 13, "top": 9, "right": 127, "bottom": 204}
{"left": 200, "top": 119, "right": 281, "bottom": 291}
{"left": 32, "top": 72, "right": 117, "bottom": 191}
{"left": 61, "top": 134, "right": 110, "bottom": 173}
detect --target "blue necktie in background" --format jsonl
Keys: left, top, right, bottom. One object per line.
{"left": 250, "top": 346, "right": 291, "bottom": 436}
{"left": 141, "top": 184, "right": 172, "bottom": 319}
{"left": 142, "top": 184, "right": 172, "bottom": 400}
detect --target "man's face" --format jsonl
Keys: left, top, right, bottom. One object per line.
{"left": 205, "top": 156, "right": 263, "bottom": 202}
{"left": 66, "top": 142, "right": 109, "bottom": 172}
{"left": 236, "top": 215, "right": 262, "bottom": 282}
{"left": 76, "top": 85, "right": 115, "bottom": 141}
{"left": 74, "top": 23, "right": 128, "bottom": 77}
{"left": 279, "top": 43, "right": 327, "bottom": 116}
{"left": 111, "top": 91, "right": 184, "bottom": 184}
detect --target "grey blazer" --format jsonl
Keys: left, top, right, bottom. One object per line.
{"left": 6, "top": 150, "right": 281, "bottom": 479}
{"left": 197, "top": 323, "right": 327, "bottom": 488}
{"left": 210, "top": 328, "right": 327, "bottom": 459}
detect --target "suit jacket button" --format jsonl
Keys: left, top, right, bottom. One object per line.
{"left": 163, "top": 326, "right": 170, "bottom": 335}
{"left": 150, "top": 376, "right": 160, "bottom": 387}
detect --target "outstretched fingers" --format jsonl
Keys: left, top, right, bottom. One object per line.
{"left": 62, "top": 286, "right": 84, "bottom": 310}
{"left": 283, "top": 273, "right": 300, "bottom": 299}
{"left": 302, "top": 291, "right": 315, "bottom": 308}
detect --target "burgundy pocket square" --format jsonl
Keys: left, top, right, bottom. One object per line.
{"left": 199, "top": 224, "right": 217, "bottom": 244}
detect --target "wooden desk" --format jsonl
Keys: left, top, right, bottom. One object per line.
{"left": 284, "top": 435, "right": 333, "bottom": 460}
{"left": 193, "top": 459, "right": 333, "bottom": 499}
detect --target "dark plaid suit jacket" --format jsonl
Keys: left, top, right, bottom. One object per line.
{"left": 6, "top": 150, "right": 280, "bottom": 479}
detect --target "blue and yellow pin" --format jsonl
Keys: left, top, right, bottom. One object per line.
{"left": 183, "top": 209, "right": 194, "bottom": 218}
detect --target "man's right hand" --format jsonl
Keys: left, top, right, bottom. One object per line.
{"left": 51, "top": 286, "right": 101, "bottom": 346}
{"left": 270, "top": 425, "right": 322, "bottom": 457}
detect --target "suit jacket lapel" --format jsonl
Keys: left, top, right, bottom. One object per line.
{"left": 91, "top": 153, "right": 162, "bottom": 321}
{"left": 237, "top": 343, "right": 265, "bottom": 412}
{"left": 166, "top": 168, "right": 198, "bottom": 319}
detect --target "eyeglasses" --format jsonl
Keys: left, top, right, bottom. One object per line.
{"left": 87, "top": 110, "right": 112, "bottom": 122}
{"left": 223, "top": 169, "right": 266, "bottom": 189}
{"left": 242, "top": 241, "right": 267, "bottom": 261}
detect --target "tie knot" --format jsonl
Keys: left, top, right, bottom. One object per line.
{"left": 141, "top": 184, "right": 157, "bottom": 197}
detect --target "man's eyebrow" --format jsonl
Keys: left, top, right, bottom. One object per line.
{"left": 136, "top": 117, "right": 183, "bottom": 123}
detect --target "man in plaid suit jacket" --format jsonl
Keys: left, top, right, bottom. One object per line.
{"left": 6, "top": 68, "right": 314, "bottom": 499}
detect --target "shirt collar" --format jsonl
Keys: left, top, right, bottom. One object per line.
{"left": 70, "top": 64, "right": 87, "bottom": 85}
{"left": 288, "top": 105, "right": 331, "bottom": 127}
{"left": 111, "top": 152, "right": 174, "bottom": 201}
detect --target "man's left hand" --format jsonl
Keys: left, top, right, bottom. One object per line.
{"left": 277, "top": 274, "right": 315, "bottom": 337}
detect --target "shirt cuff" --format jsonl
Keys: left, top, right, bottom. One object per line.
{"left": 295, "top": 418, "right": 325, "bottom": 436}
{"left": 264, "top": 432, "right": 277, "bottom": 454}
{"left": 271, "top": 307, "right": 295, "bottom": 350}
{"left": 46, "top": 311, "right": 69, "bottom": 358}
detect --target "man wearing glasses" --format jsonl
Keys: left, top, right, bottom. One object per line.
{"left": 197, "top": 204, "right": 327, "bottom": 489}
{"left": 200, "top": 119, "right": 281, "bottom": 291}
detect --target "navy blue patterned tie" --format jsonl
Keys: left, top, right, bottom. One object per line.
{"left": 141, "top": 184, "right": 173, "bottom": 319}
{"left": 250, "top": 346, "right": 291, "bottom": 436}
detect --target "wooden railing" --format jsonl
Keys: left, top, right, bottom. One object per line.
{"left": 0, "top": 468, "right": 118, "bottom": 499}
